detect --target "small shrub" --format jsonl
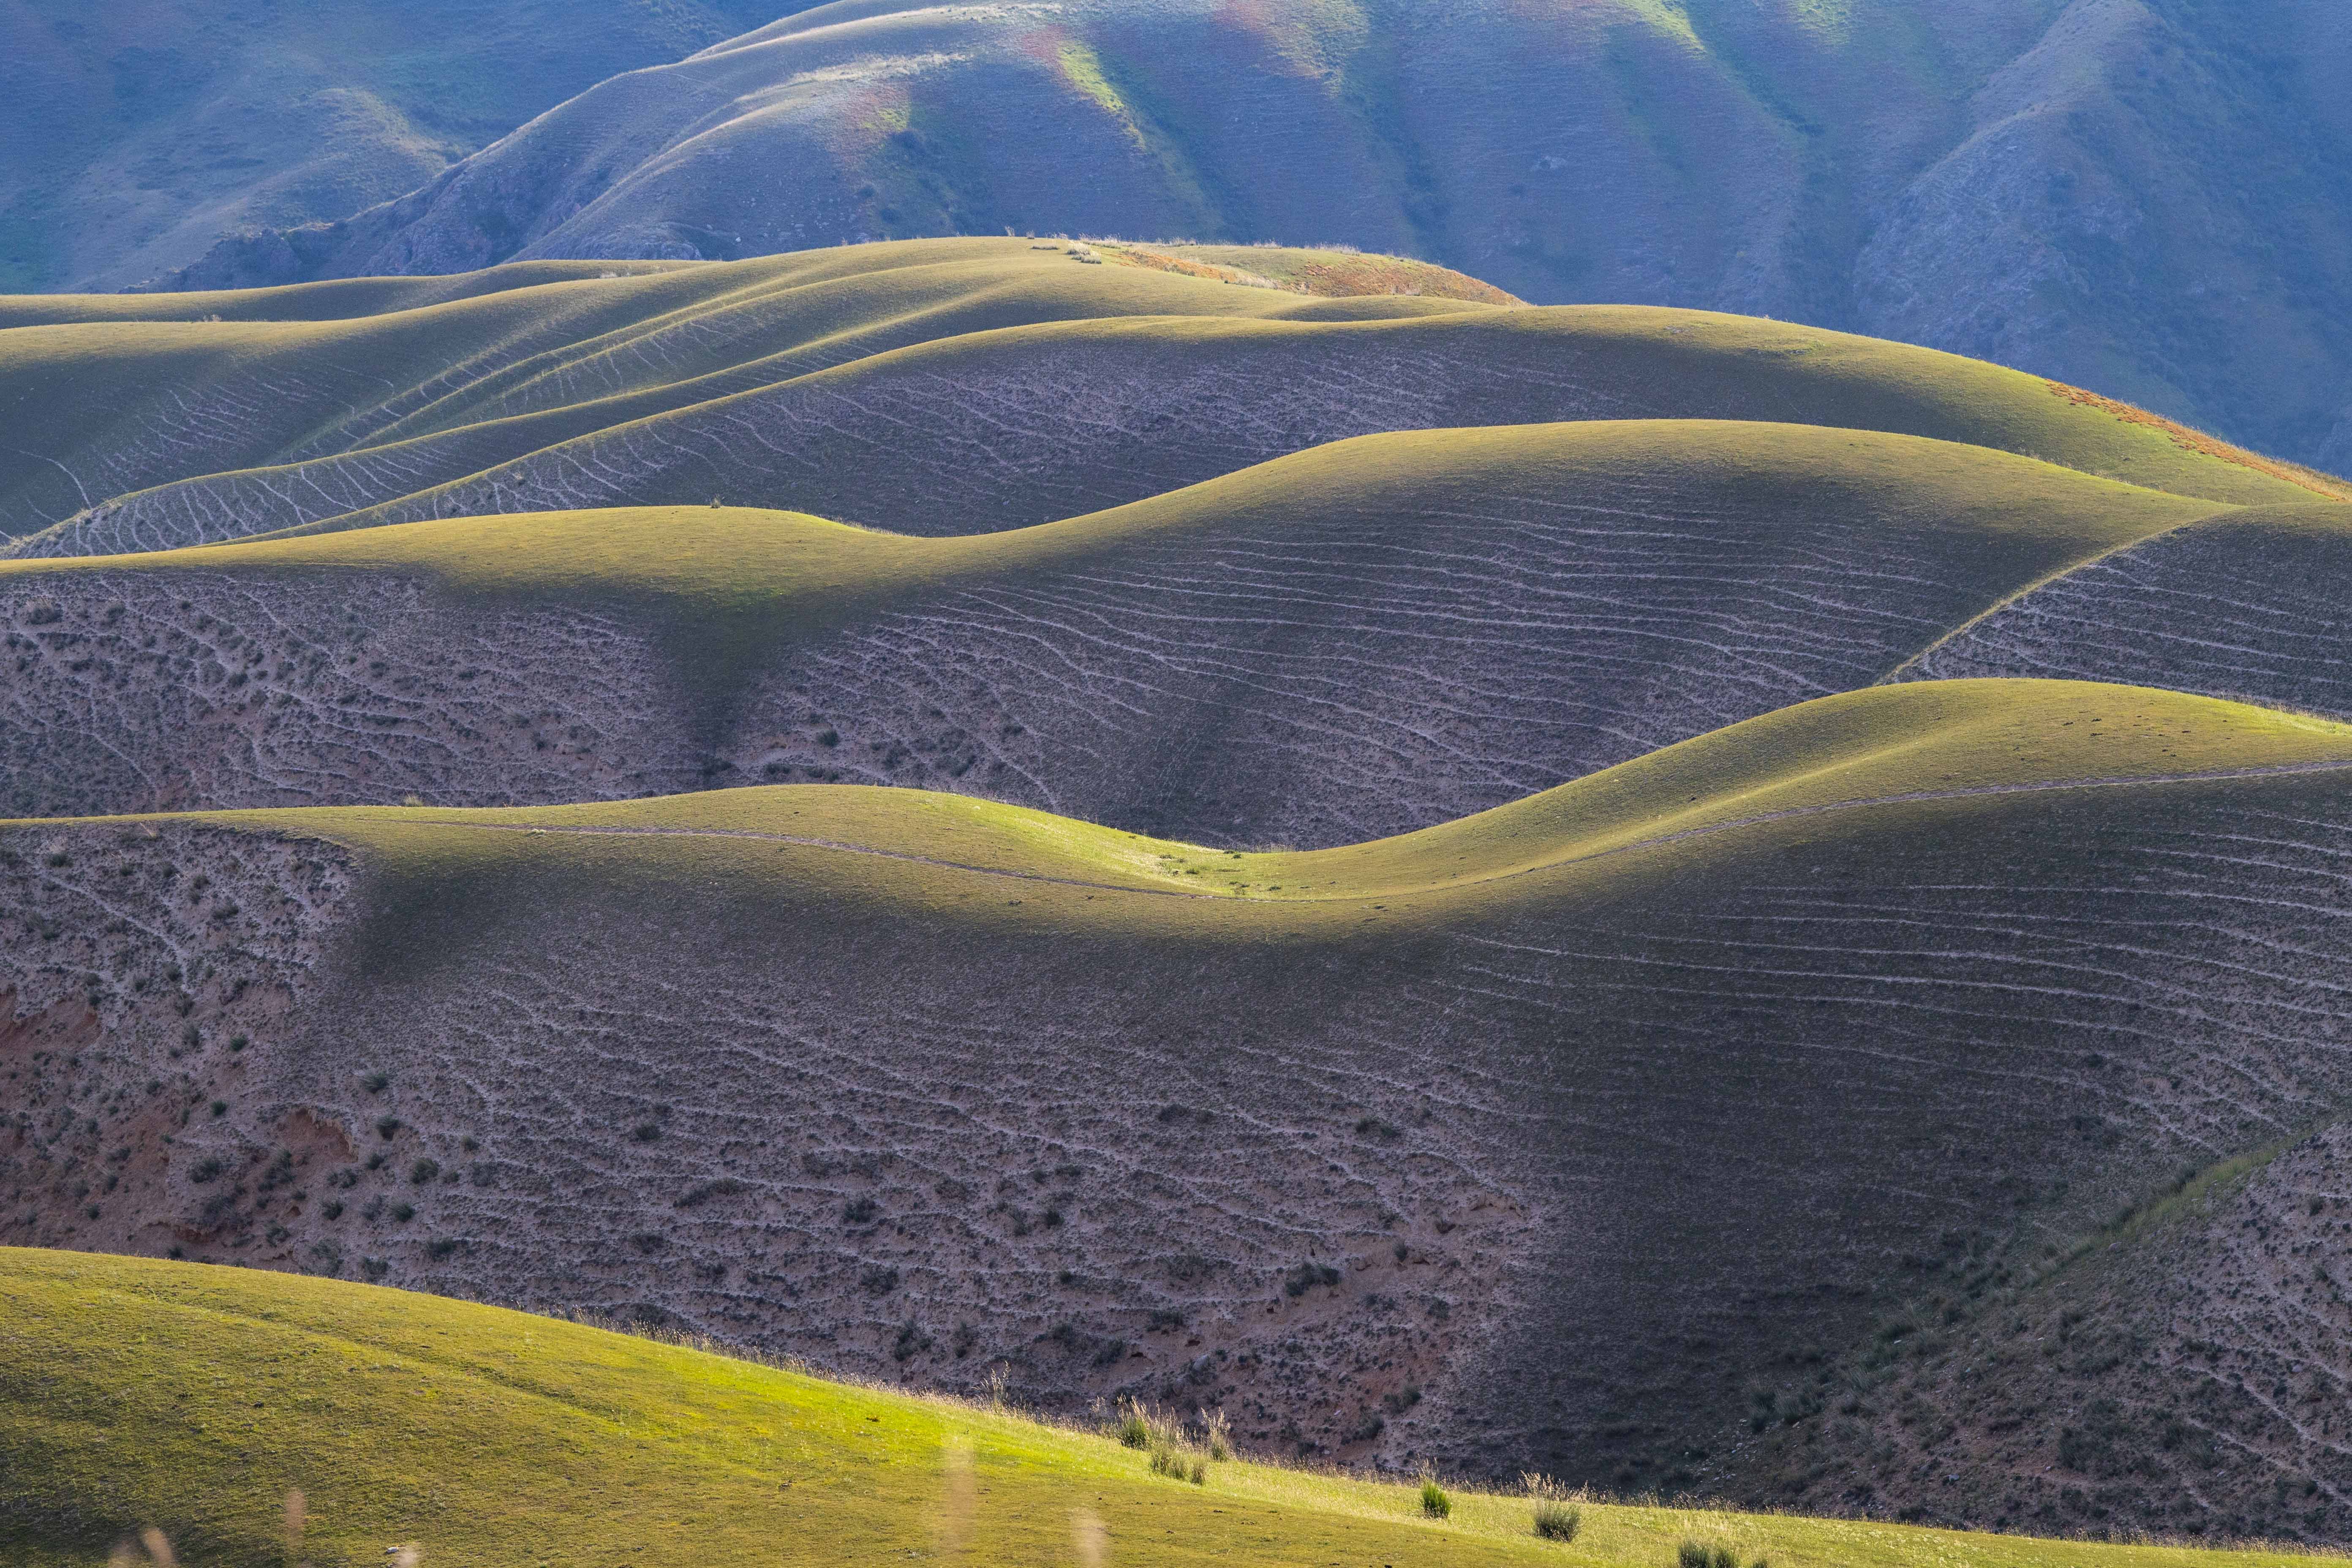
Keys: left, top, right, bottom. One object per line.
{"left": 362, "top": 1072, "right": 390, "bottom": 1092}
{"left": 1523, "top": 1472, "right": 1581, "bottom": 1538}
{"left": 409, "top": 1158, "right": 441, "bottom": 1185}
{"left": 389, "top": 1202, "right": 414, "bottom": 1222}
{"left": 209, "top": 1100, "right": 227, "bottom": 1117}
{"left": 675, "top": 1177, "right": 741, "bottom": 1207}
{"left": 375, "top": 1115, "right": 401, "bottom": 1140}
{"left": 189, "top": 1156, "right": 226, "bottom": 1184}
{"left": 630, "top": 1122, "right": 662, "bottom": 1143}
{"left": 1533, "top": 1499, "right": 1580, "bottom": 1541}
{"left": 1677, "top": 1546, "right": 1741, "bottom": 1568}
{"left": 1419, "top": 1473, "right": 1451, "bottom": 1518}
{"left": 1143, "top": 1431, "right": 1209, "bottom": 1484}
{"left": 1113, "top": 1398, "right": 1154, "bottom": 1449}
{"left": 1203, "top": 1407, "right": 1233, "bottom": 1461}
{"left": 1284, "top": 1261, "right": 1342, "bottom": 1297}
{"left": 843, "top": 1195, "right": 878, "bottom": 1224}
{"left": 322, "top": 1201, "right": 343, "bottom": 1220}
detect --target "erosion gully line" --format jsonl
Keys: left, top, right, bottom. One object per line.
{"left": 336, "top": 757, "right": 2352, "bottom": 904}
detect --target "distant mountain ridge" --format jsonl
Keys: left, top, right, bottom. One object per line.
{"left": 136, "top": 0, "right": 2352, "bottom": 476}
{"left": 0, "top": 0, "right": 814, "bottom": 296}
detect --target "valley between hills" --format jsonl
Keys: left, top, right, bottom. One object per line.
{"left": 8, "top": 236, "right": 2352, "bottom": 1565}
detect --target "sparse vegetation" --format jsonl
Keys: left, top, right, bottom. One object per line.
{"left": 1420, "top": 1472, "right": 1452, "bottom": 1518}
{"left": 1284, "top": 1261, "right": 1341, "bottom": 1297}
{"left": 1, "top": 1250, "right": 2340, "bottom": 1565}
{"left": 1109, "top": 1397, "right": 1213, "bottom": 1485}
{"left": 1524, "top": 1473, "right": 1580, "bottom": 1541}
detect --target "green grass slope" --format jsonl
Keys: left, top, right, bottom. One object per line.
{"left": 5, "top": 421, "right": 2215, "bottom": 622}
{"left": 4, "top": 1248, "right": 2325, "bottom": 1568}
{"left": 166, "top": 679, "right": 2352, "bottom": 924}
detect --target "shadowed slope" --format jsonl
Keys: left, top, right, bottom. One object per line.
{"left": 1733, "top": 1116, "right": 2352, "bottom": 1541}
{"left": 0, "top": 422, "right": 2231, "bottom": 833}
{"left": 12, "top": 680, "right": 2352, "bottom": 1510}
{"left": 2, "top": 1250, "right": 2321, "bottom": 1568}
{"left": 1899, "top": 505, "right": 2352, "bottom": 719}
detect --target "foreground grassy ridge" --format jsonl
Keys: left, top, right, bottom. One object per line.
{"left": 57, "top": 680, "right": 2352, "bottom": 927}
{"left": 0, "top": 1248, "right": 2327, "bottom": 1568}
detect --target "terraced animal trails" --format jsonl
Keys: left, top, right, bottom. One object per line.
{"left": 4, "top": 236, "right": 2352, "bottom": 1552}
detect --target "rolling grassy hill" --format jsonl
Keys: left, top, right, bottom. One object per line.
{"left": 10, "top": 235, "right": 2352, "bottom": 1546}
{"left": 11, "top": 679, "right": 2352, "bottom": 1528}
{"left": 3, "top": 237, "right": 2339, "bottom": 558}
{"left": 126, "top": 0, "right": 2352, "bottom": 475}
{"left": 5, "top": 1248, "right": 2330, "bottom": 1568}
{"left": 0, "top": 418, "right": 2249, "bottom": 831}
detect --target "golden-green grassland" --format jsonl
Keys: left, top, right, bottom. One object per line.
{"left": 1, "top": 1248, "right": 2335, "bottom": 1568}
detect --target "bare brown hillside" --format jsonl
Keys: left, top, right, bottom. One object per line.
{"left": 12, "top": 751, "right": 2352, "bottom": 1511}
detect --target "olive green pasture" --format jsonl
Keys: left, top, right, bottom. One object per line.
{"left": 0, "top": 1248, "right": 2331, "bottom": 1568}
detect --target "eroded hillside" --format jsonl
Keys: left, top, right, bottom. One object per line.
{"left": 11, "top": 686, "right": 2352, "bottom": 1501}
{"left": 7, "top": 240, "right": 2352, "bottom": 1545}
